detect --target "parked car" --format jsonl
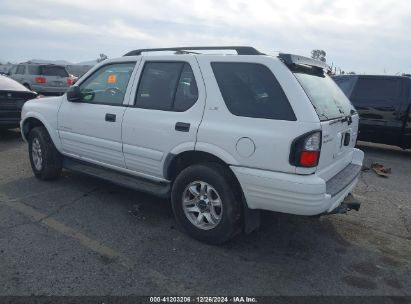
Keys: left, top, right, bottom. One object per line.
{"left": 333, "top": 75, "right": 411, "bottom": 149}
{"left": 0, "top": 75, "right": 38, "bottom": 129}
{"left": 7, "top": 63, "right": 76, "bottom": 95}
{"left": 20, "top": 46, "right": 364, "bottom": 244}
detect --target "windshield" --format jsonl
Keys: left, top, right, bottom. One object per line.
{"left": 293, "top": 68, "right": 355, "bottom": 121}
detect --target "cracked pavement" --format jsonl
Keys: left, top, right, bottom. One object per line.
{"left": 0, "top": 129, "right": 410, "bottom": 296}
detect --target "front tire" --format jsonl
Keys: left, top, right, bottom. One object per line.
{"left": 171, "top": 163, "right": 242, "bottom": 244}
{"left": 28, "top": 127, "right": 62, "bottom": 180}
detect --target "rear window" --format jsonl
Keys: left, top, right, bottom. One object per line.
{"left": 211, "top": 62, "right": 296, "bottom": 120}
{"left": 351, "top": 78, "right": 401, "bottom": 104}
{"left": 28, "top": 66, "right": 40, "bottom": 75}
{"left": 40, "top": 66, "right": 69, "bottom": 77}
{"left": 293, "top": 68, "right": 355, "bottom": 121}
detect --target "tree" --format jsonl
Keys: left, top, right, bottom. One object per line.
{"left": 97, "top": 53, "right": 108, "bottom": 63}
{"left": 311, "top": 49, "right": 326, "bottom": 62}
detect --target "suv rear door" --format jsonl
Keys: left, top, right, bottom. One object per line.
{"left": 121, "top": 56, "right": 205, "bottom": 179}
{"left": 350, "top": 76, "right": 405, "bottom": 146}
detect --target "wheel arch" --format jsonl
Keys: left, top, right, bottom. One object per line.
{"left": 165, "top": 149, "right": 261, "bottom": 234}
{"left": 164, "top": 150, "right": 243, "bottom": 207}
{"left": 21, "top": 115, "right": 62, "bottom": 151}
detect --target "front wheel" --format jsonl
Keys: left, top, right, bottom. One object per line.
{"left": 171, "top": 163, "right": 242, "bottom": 244}
{"left": 28, "top": 127, "right": 62, "bottom": 180}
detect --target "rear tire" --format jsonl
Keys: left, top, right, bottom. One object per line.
{"left": 23, "top": 83, "right": 31, "bottom": 90}
{"left": 28, "top": 127, "right": 62, "bottom": 180}
{"left": 171, "top": 163, "right": 242, "bottom": 244}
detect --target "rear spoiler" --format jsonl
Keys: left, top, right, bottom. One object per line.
{"left": 278, "top": 53, "right": 330, "bottom": 70}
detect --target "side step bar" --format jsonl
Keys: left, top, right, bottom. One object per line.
{"left": 322, "top": 194, "right": 361, "bottom": 215}
{"left": 63, "top": 158, "right": 171, "bottom": 198}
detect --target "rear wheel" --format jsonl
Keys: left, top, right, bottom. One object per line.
{"left": 28, "top": 127, "right": 62, "bottom": 180}
{"left": 171, "top": 163, "right": 242, "bottom": 244}
{"left": 23, "top": 83, "right": 31, "bottom": 90}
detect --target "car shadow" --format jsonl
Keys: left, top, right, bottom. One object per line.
{"left": 357, "top": 141, "right": 411, "bottom": 157}
{"left": 0, "top": 128, "right": 22, "bottom": 141}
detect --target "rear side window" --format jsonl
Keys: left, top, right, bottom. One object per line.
{"left": 28, "top": 66, "right": 40, "bottom": 75}
{"left": 135, "top": 62, "right": 198, "bottom": 111}
{"left": 174, "top": 64, "right": 199, "bottom": 111}
{"left": 351, "top": 78, "right": 401, "bottom": 105}
{"left": 40, "top": 66, "right": 69, "bottom": 77}
{"left": 211, "top": 63, "right": 296, "bottom": 120}
{"left": 16, "top": 65, "right": 25, "bottom": 74}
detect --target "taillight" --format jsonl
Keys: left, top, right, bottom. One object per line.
{"left": 35, "top": 76, "right": 46, "bottom": 84}
{"left": 67, "top": 78, "right": 75, "bottom": 86}
{"left": 289, "top": 131, "right": 322, "bottom": 167}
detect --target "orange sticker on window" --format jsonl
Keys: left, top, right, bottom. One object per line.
{"left": 107, "top": 74, "right": 117, "bottom": 84}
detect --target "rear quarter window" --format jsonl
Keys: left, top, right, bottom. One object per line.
{"left": 351, "top": 78, "right": 402, "bottom": 105}
{"left": 333, "top": 77, "right": 355, "bottom": 96}
{"left": 16, "top": 65, "right": 25, "bottom": 74}
{"left": 211, "top": 62, "right": 296, "bottom": 121}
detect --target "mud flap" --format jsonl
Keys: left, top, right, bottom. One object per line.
{"left": 243, "top": 203, "right": 261, "bottom": 234}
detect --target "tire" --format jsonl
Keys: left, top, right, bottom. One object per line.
{"left": 171, "top": 163, "right": 242, "bottom": 244}
{"left": 28, "top": 127, "right": 62, "bottom": 180}
{"left": 23, "top": 83, "right": 31, "bottom": 90}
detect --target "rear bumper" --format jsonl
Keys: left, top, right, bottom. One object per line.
{"left": 231, "top": 148, "right": 364, "bottom": 216}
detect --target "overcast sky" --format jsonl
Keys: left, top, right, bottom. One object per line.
{"left": 0, "top": 0, "right": 410, "bottom": 74}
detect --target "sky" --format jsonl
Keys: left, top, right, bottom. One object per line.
{"left": 0, "top": 0, "right": 410, "bottom": 74}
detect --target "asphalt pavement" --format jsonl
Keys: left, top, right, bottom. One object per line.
{"left": 0, "top": 129, "right": 410, "bottom": 296}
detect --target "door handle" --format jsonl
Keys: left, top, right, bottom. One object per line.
{"left": 105, "top": 113, "right": 116, "bottom": 122}
{"left": 175, "top": 122, "right": 190, "bottom": 132}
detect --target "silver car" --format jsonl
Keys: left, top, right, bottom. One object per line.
{"left": 8, "top": 63, "right": 76, "bottom": 95}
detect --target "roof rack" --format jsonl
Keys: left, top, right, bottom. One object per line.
{"left": 124, "top": 46, "right": 263, "bottom": 56}
{"left": 278, "top": 53, "right": 329, "bottom": 70}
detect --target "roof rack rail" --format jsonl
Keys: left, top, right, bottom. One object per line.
{"left": 124, "top": 46, "right": 263, "bottom": 56}
{"left": 278, "top": 53, "right": 329, "bottom": 70}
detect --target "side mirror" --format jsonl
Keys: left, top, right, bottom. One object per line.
{"left": 67, "top": 85, "right": 82, "bottom": 102}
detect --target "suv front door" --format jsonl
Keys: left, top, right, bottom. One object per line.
{"left": 121, "top": 57, "right": 205, "bottom": 179}
{"left": 58, "top": 61, "right": 138, "bottom": 168}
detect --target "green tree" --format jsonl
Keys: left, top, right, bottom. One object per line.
{"left": 97, "top": 53, "right": 108, "bottom": 63}
{"left": 311, "top": 49, "right": 326, "bottom": 62}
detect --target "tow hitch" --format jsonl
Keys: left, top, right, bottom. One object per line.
{"left": 322, "top": 194, "right": 361, "bottom": 215}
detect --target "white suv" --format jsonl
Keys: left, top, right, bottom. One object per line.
{"left": 20, "top": 46, "right": 364, "bottom": 244}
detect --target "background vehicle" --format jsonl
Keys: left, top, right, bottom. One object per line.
{"left": 20, "top": 47, "right": 363, "bottom": 244}
{"left": 8, "top": 63, "right": 76, "bottom": 95}
{"left": 0, "top": 75, "right": 37, "bottom": 129}
{"left": 333, "top": 75, "right": 411, "bottom": 149}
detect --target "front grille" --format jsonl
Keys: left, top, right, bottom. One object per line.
{"left": 0, "top": 99, "right": 24, "bottom": 110}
